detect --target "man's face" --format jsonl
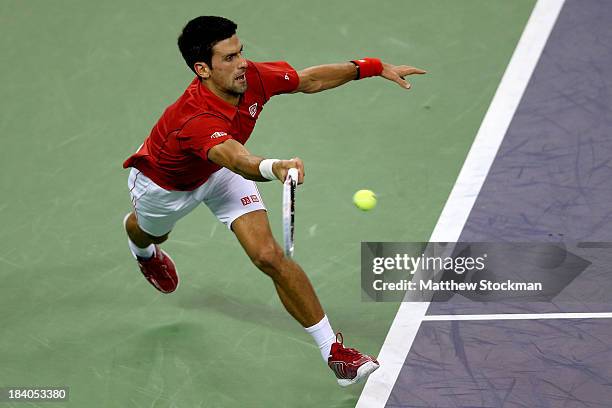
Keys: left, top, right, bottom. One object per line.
{"left": 208, "top": 34, "right": 248, "bottom": 95}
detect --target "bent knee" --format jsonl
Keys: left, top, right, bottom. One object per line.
{"left": 251, "top": 244, "right": 285, "bottom": 274}
{"left": 148, "top": 232, "right": 169, "bottom": 245}
{"left": 126, "top": 213, "right": 170, "bottom": 244}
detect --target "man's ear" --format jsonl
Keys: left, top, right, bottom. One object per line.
{"left": 194, "top": 62, "right": 211, "bottom": 79}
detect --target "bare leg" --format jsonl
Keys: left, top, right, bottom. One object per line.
{"left": 231, "top": 210, "right": 324, "bottom": 327}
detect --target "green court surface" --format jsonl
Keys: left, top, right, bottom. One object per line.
{"left": 0, "top": 1, "right": 533, "bottom": 407}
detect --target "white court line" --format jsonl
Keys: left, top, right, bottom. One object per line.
{"left": 424, "top": 312, "right": 612, "bottom": 321}
{"left": 356, "top": 1, "right": 566, "bottom": 407}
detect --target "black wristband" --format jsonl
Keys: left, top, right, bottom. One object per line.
{"left": 350, "top": 60, "right": 360, "bottom": 80}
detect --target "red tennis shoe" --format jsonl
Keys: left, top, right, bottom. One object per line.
{"left": 328, "top": 333, "right": 380, "bottom": 387}
{"left": 136, "top": 246, "right": 179, "bottom": 293}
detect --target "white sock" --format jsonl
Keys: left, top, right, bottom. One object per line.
{"left": 128, "top": 238, "right": 155, "bottom": 260}
{"left": 305, "top": 315, "right": 336, "bottom": 362}
{"left": 124, "top": 213, "right": 155, "bottom": 260}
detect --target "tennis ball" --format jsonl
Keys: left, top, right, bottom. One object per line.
{"left": 353, "top": 189, "right": 377, "bottom": 211}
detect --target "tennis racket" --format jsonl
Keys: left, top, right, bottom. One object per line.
{"left": 282, "top": 168, "right": 298, "bottom": 257}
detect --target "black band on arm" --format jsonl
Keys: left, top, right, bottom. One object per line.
{"left": 349, "top": 61, "right": 360, "bottom": 80}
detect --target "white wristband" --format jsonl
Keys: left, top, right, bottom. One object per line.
{"left": 259, "top": 159, "right": 280, "bottom": 180}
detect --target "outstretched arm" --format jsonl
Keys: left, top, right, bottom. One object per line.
{"left": 294, "top": 59, "right": 426, "bottom": 93}
{"left": 208, "top": 139, "right": 305, "bottom": 184}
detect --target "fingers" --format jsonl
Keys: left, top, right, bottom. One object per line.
{"left": 406, "top": 66, "right": 427, "bottom": 75}
{"left": 277, "top": 158, "right": 304, "bottom": 184}
{"left": 289, "top": 157, "right": 305, "bottom": 184}
{"left": 395, "top": 76, "right": 411, "bottom": 90}
{"left": 382, "top": 64, "right": 426, "bottom": 90}
{"left": 397, "top": 66, "right": 427, "bottom": 77}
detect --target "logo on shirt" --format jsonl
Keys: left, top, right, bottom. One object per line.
{"left": 211, "top": 131, "right": 227, "bottom": 138}
{"left": 284, "top": 73, "right": 290, "bottom": 80}
{"left": 240, "top": 195, "right": 260, "bottom": 206}
{"left": 248, "top": 103, "right": 258, "bottom": 118}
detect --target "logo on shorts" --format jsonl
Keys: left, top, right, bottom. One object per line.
{"left": 211, "top": 131, "right": 227, "bottom": 138}
{"left": 241, "top": 195, "right": 260, "bottom": 206}
{"left": 248, "top": 103, "right": 258, "bottom": 118}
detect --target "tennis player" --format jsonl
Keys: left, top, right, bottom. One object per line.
{"left": 123, "top": 16, "right": 425, "bottom": 386}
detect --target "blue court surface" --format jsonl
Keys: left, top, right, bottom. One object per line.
{"left": 360, "top": 0, "right": 612, "bottom": 407}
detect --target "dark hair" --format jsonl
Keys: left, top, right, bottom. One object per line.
{"left": 178, "top": 16, "right": 237, "bottom": 73}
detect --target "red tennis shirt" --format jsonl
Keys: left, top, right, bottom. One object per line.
{"left": 123, "top": 61, "right": 300, "bottom": 191}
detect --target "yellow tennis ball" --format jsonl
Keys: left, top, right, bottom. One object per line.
{"left": 353, "top": 189, "right": 377, "bottom": 211}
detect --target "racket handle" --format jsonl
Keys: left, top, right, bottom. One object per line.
{"left": 287, "top": 168, "right": 299, "bottom": 182}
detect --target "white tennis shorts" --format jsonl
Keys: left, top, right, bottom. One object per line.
{"left": 127, "top": 167, "right": 266, "bottom": 237}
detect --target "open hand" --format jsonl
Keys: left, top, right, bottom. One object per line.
{"left": 381, "top": 63, "right": 426, "bottom": 89}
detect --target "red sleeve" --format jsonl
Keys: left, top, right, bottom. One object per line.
{"left": 177, "top": 114, "right": 233, "bottom": 160}
{"left": 252, "top": 61, "right": 299, "bottom": 100}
